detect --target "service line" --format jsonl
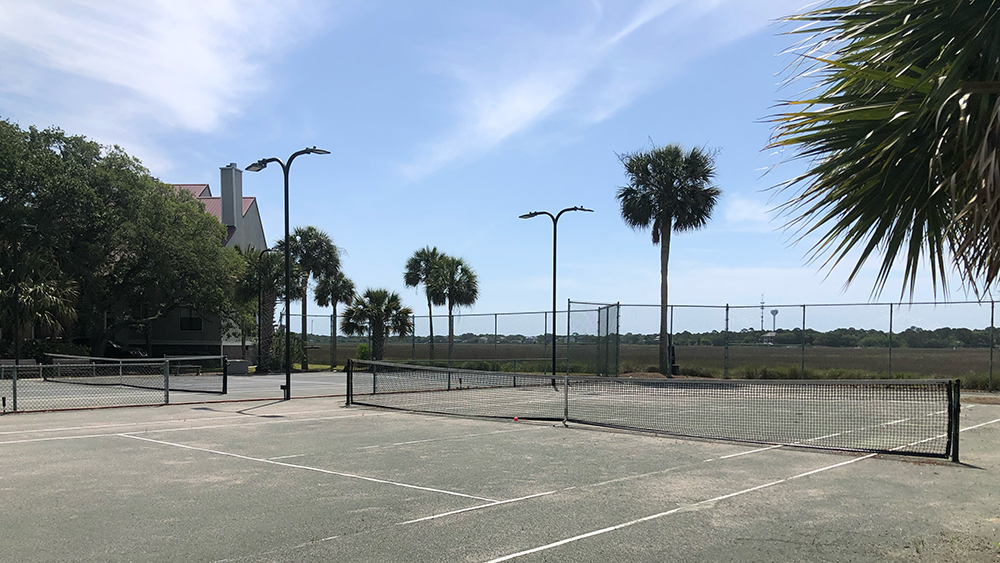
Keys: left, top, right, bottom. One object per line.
{"left": 119, "top": 433, "right": 498, "bottom": 502}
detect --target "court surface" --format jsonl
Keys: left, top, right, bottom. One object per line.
{"left": 1, "top": 396, "right": 998, "bottom": 562}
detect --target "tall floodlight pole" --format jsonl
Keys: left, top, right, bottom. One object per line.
{"left": 246, "top": 147, "right": 329, "bottom": 400}
{"left": 519, "top": 206, "right": 593, "bottom": 376}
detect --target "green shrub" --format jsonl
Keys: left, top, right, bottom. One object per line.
{"left": 356, "top": 343, "right": 371, "bottom": 361}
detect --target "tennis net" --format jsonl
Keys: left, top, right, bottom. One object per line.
{"left": 43, "top": 354, "right": 228, "bottom": 394}
{"left": 346, "top": 360, "right": 960, "bottom": 461}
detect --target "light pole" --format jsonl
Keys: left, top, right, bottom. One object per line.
{"left": 246, "top": 147, "right": 329, "bottom": 400}
{"left": 519, "top": 206, "right": 593, "bottom": 376}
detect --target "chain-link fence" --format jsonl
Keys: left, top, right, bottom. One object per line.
{"left": 0, "top": 357, "right": 228, "bottom": 413}
{"left": 574, "top": 301, "right": 996, "bottom": 390}
{"left": 273, "top": 302, "right": 997, "bottom": 391}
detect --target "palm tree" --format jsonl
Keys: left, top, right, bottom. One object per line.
{"left": 276, "top": 226, "right": 340, "bottom": 370}
{"left": 429, "top": 255, "right": 479, "bottom": 367}
{"left": 403, "top": 246, "right": 445, "bottom": 361}
{"left": 235, "top": 248, "right": 286, "bottom": 372}
{"left": 315, "top": 271, "right": 355, "bottom": 369}
{"left": 769, "top": 0, "right": 1000, "bottom": 295}
{"left": 0, "top": 243, "right": 78, "bottom": 354}
{"left": 340, "top": 288, "right": 413, "bottom": 361}
{"left": 616, "top": 144, "right": 720, "bottom": 375}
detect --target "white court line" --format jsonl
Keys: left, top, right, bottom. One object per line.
{"left": 397, "top": 491, "right": 558, "bottom": 525}
{"left": 269, "top": 454, "right": 306, "bottom": 460}
{"left": 359, "top": 427, "right": 536, "bottom": 450}
{"left": 0, "top": 412, "right": 391, "bottom": 446}
{"left": 961, "top": 417, "right": 1000, "bottom": 432}
{"left": 484, "top": 417, "right": 1000, "bottom": 562}
{"left": 119, "top": 434, "right": 498, "bottom": 502}
{"left": 486, "top": 454, "right": 877, "bottom": 563}
{"left": 0, "top": 433, "right": 130, "bottom": 445}
{"left": 0, "top": 406, "right": 367, "bottom": 436}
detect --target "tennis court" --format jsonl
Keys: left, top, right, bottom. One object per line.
{"left": 2, "top": 389, "right": 998, "bottom": 561}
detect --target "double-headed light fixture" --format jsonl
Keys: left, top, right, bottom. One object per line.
{"left": 519, "top": 206, "right": 593, "bottom": 377}
{"left": 246, "top": 147, "right": 329, "bottom": 400}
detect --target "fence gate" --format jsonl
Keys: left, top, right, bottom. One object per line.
{"left": 597, "top": 303, "right": 620, "bottom": 376}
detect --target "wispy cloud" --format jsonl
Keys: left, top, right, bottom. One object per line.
{"left": 402, "top": 0, "right": 804, "bottom": 179}
{"left": 0, "top": 0, "right": 327, "bottom": 165}
{"left": 723, "top": 195, "right": 775, "bottom": 232}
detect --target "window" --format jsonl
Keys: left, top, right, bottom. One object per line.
{"left": 179, "top": 308, "right": 203, "bottom": 332}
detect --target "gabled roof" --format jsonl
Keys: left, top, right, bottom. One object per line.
{"left": 175, "top": 184, "right": 212, "bottom": 198}
{"left": 176, "top": 193, "right": 257, "bottom": 223}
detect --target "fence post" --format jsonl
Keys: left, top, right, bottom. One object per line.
{"left": 12, "top": 364, "right": 18, "bottom": 412}
{"left": 544, "top": 311, "right": 548, "bottom": 358}
{"left": 724, "top": 304, "right": 730, "bottom": 379}
{"left": 494, "top": 313, "right": 498, "bottom": 367}
{"left": 615, "top": 302, "right": 621, "bottom": 377}
{"left": 888, "top": 304, "right": 894, "bottom": 379}
{"left": 563, "top": 373, "right": 569, "bottom": 426}
{"left": 669, "top": 305, "right": 675, "bottom": 375}
{"left": 411, "top": 314, "right": 416, "bottom": 361}
{"left": 331, "top": 314, "right": 336, "bottom": 369}
{"left": 566, "top": 299, "right": 571, "bottom": 375}
{"left": 163, "top": 360, "right": 170, "bottom": 404}
{"left": 801, "top": 305, "right": 806, "bottom": 378}
{"left": 986, "top": 300, "right": 996, "bottom": 391}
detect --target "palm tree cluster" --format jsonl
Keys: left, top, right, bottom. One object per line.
{"left": 403, "top": 247, "right": 480, "bottom": 366}
{"left": 276, "top": 226, "right": 340, "bottom": 370}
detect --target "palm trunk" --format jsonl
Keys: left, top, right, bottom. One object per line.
{"left": 447, "top": 299, "right": 455, "bottom": 368}
{"left": 659, "top": 225, "right": 671, "bottom": 376}
{"left": 259, "top": 291, "right": 276, "bottom": 373}
{"left": 300, "top": 280, "right": 309, "bottom": 371}
{"left": 426, "top": 294, "right": 435, "bottom": 361}
{"left": 372, "top": 323, "right": 385, "bottom": 361}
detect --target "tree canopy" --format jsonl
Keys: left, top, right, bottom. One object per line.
{"left": 0, "top": 119, "right": 241, "bottom": 356}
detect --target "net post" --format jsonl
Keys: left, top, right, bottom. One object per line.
{"left": 163, "top": 360, "right": 170, "bottom": 404}
{"left": 222, "top": 355, "right": 228, "bottom": 395}
{"left": 948, "top": 379, "right": 961, "bottom": 463}
{"left": 346, "top": 359, "right": 353, "bottom": 405}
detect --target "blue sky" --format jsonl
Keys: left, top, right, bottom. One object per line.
{"left": 0, "top": 0, "right": 982, "bottom": 322}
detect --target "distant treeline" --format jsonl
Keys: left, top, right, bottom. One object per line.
{"left": 662, "top": 326, "right": 993, "bottom": 348}
{"left": 305, "top": 325, "right": 996, "bottom": 349}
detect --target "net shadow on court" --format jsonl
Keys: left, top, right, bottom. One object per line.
{"left": 2, "top": 394, "right": 998, "bottom": 562}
